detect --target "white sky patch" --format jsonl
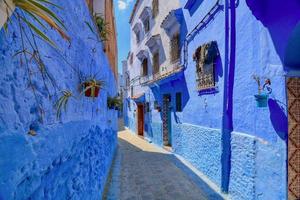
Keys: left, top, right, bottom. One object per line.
{"left": 118, "top": 0, "right": 133, "bottom": 10}
{"left": 118, "top": 0, "right": 127, "bottom": 10}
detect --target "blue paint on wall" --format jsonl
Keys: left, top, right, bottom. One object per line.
{"left": 173, "top": 123, "right": 222, "bottom": 186}
{"left": 122, "top": 0, "right": 300, "bottom": 198}
{"left": 0, "top": 0, "right": 117, "bottom": 198}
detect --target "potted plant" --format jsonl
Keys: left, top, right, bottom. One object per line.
{"left": 107, "top": 96, "right": 122, "bottom": 110}
{"left": 252, "top": 75, "right": 272, "bottom": 108}
{"left": 81, "top": 78, "right": 105, "bottom": 98}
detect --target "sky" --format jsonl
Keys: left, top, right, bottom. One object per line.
{"left": 114, "top": 0, "right": 135, "bottom": 75}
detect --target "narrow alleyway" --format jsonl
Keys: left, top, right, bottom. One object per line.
{"left": 103, "top": 130, "right": 224, "bottom": 200}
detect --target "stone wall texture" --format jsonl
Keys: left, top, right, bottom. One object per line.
{"left": 0, "top": 0, "right": 117, "bottom": 199}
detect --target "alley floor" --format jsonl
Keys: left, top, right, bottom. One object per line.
{"left": 103, "top": 130, "right": 224, "bottom": 200}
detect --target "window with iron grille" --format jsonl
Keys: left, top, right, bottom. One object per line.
{"left": 152, "top": 0, "right": 159, "bottom": 18}
{"left": 170, "top": 33, "right": 180, "bottom": 63}
{"left": 194, "top": 41, "right": 219, "bottom": 91}
{"left": 176, "top": 92, "right": 182, "bottom": 112}
{"left": 143, "top": 17, "right": 150, "bottom": 33}
{"left": 152, "top": 52, "right": 160, "bottom": 75}
{"left": 142, "top": 59, "right": 148, "bottom": 77}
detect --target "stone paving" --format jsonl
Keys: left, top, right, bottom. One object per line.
{"left": 103, "top": 130, "right": 224, "bottom": 200}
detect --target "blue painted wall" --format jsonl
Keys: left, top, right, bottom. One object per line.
{"left": 123, "top": 0, "right": 299, "bottom": 199}
{"left": 0, "top": 0, "right": 118, "bottom": 199}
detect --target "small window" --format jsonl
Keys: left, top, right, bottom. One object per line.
{"left": 170, "top": 33, "right": 180, "bottom": 63}
{"left": 152, "top": 52, "right": 160, "bottom": 75}
{"left": 131, "top": 86, "right": 133, "bottom": 97}
{"left": 176, "top": 92, "right": 182, "bottom": 112}
{"left": 194, "top": 41, "right": 219, "bottom": 91}
{"left": 143, "top": 17, "right": 150, "bottom": 33}
{"left": 152, "top": 0, "right": 159, "bottom": 18}
{"left": 136, "top": 31, "right": 141, "bottom": 43}
{"left": 142, "top": 59, "right": 148, "bottom": 77}
{"left": 130, "top": 53, "right": 133, "bottom": 65}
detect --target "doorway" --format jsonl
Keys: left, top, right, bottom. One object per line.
{"left": 137, "top": 104, "right": 144, "bottom": 136}
{"left": 162, "top": 94, "right": 172, "bottom": 147}
{"left": 287, "top": 77, "right": 300, "bottom": 199}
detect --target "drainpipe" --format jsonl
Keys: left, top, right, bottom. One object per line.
{"left": 221, "top": 0, "right": 236, "bottom": 193}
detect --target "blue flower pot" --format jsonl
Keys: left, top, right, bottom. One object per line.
{"left": 254, "top": 94, "right": 269, "bottom": 108}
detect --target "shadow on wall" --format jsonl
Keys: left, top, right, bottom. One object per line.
{"left": 188, "top": 0, "right": 205, "bottom": 16}
{"left": 246, "top": 0, "right": 300, "bottom": 66}
{"left": 150, "top": 72, "right": 190, "bottom": 124}
{"left": 268, "top": 99, "right": 288, "bottom": 140}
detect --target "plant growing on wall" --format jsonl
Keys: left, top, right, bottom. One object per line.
{"left": 94, "top": 14, "right": 110, "bottom": 41}
{"left": 81, "top": 78, "right": 105, "bottom": 98}
{"left": 85, "top": 13, "right": 110, "bottom": 42}
{"left": 2, "top": 0, "right": 71, "bottom": 122}
{"left": 55, "top": 90, "right": 73, "bottom": 119}
{"left": 252, "top": 75, "right": 272, "bottom": 108}
{"left": 107, "top": 96, "right": 122, "bottom": 110}
{"left": 3, "top": 0, "right": 69, "bottom": 46}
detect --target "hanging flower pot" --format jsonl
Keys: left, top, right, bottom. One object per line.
{"left": 252, "top": 75, "right": 272, "bottom": 108}
{"left": 84, "top": 82, "right": 100, "bottom": 97}
{"left": 107, "top": 96, "right": 122, "bottom": 110}
{"left": 254, "top": 94, "right": 269, "bottom": 108}
{"left": 81, "top": 79, "right": 105, "bottom": 98}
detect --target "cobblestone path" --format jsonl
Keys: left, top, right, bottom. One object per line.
{"left": 103, "top": 130, "right": 224, "bottom": 200}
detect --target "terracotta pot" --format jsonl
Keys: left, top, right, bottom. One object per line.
{"left": 84, "top": 82, "right": 100, "bottom": 97}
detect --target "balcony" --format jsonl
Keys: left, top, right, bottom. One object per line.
{"left": 142, "top": 62, "right": 183, "bottom": 86}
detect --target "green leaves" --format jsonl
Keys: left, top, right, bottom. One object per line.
{"left": 55, "top": 90, "right": 72, "bottom": 119}
{"left": 9, "top": 0, "right": 70, "bottom": 46}
{"left": 20, "top": 15, "right": 56, "bottom": 47}
{"left": 85, "top": 14, "right": 110, "bottom": 42}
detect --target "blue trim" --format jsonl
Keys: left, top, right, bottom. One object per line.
{"left": 132, "top": 94, "right": 145, "bottom": 103}
{"left": 184, "top": 0, "right": 197, "bottom": 10}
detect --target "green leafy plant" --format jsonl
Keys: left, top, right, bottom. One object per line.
{"left": 55, "top": 90, "right": 73, "bottom": 119}
{"left": 252, "top": 75, "right": 272, "bottom": 95}
{"left": 94, "top": 14, "right": 110, "bottom": 41}
{"left": 3, "top": 0, "right": 69, "bottom": 46}
{"left": 85, "top": 14, "right": 110, "bottom": 42}
{"left": 107, "top": 96, "right": 122, "bottom": 110}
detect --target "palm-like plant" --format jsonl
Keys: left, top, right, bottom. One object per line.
{"left": 4, "top": 0, "right": 69, "bottom": 46}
